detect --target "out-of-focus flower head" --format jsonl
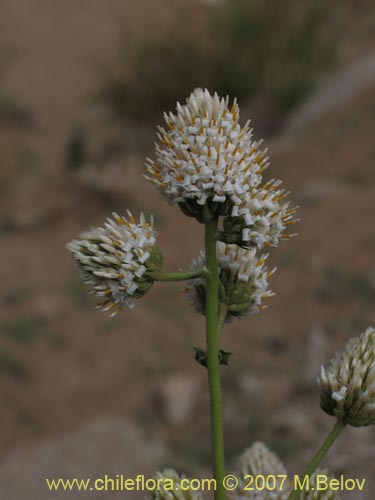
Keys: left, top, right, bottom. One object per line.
{"left": 145, "top": 468, "right": 203, "bottom": 500}
{"left": 67, "top": 212, "right": 162, "bottom": 316}
{"left": 229, "top": 441, "right": 291, "bottom": 500}
{"left": 319, "top": 326, "right": 375, "bottom": 427}
{"left": 229, "top": 443, "right": 340, "bottom": 500}
{"left": 185, "top": 242, "right": 275, "bottom": 321}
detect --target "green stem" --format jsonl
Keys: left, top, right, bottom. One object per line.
{"left": 205, "top": 217, "right": 226, "bottom": 500}
{"left": 287, "top": 419, "right": 345, "bottom": 500}
{"left": 152, "top": 268, "right": 206, "bottom": 282}
{"left": 217, "top": 303, "right": 227, "bottom": 341}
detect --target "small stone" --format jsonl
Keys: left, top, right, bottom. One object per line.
{"left": 305, "top": 325, "right": 328, "bottom": 380}
{"left": 0, "top": 417, "right": 165, "bottom": 500}
{"left": 158, "top": 374, "right": 200, "bottom": 425}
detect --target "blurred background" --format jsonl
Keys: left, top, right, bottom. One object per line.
{"left": 0, "top": 0, "right": 374, "bottom": 498}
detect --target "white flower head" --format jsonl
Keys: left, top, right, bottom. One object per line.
{"left": 146, "top": 88, "right": 298, "bottom": 248}
{"left": 145, "top": 468, "right": 203, "bottom": 500}
{"left": 146, "top": 88, "right": 268, "bottom": 221}
{"left": 185, "top": 242, "right": 275, "bottom": 321}
{"left": 237, "top": 441, "right": 288, "bottom": 478}
{"left": 67, "top": 211, "right": 162, "bottom": 316}
{"left": 318, "top": 327, "right": 375, "bottom": 427}
{"left": 229, "top": 445, "right": 340, "bottom": 500}
{"left": 229, "top": 442, "right": 291, "bottom": 500}
{"left": 221, "top": 179, "right": 298, "bottom": 249}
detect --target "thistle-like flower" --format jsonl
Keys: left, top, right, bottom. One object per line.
{"left": 229, "top": 441, "right": 291, "bottom": 500}
{"left": 185, "top": 242, "right": 275, "bottom": 321}
{"left": 146, "top": 88, "right": 268, "bottom": 221}
{"left": 230, "top": 444, "right": 340, "bottom": 500}
{"left": 318, "top": 326, "right": 375, "bottom": 427}
{"left": 66, "top": 212, "right": 162, "bottom": 316}
{"left": 145, "top": 469, "right": 203, "bottom": 500}
{"left": 237, "top": 442, "right": 288, "bottom": 478}
{"left": 220, "top": 179, "right": 298, "bottom": 249}
{"left": 146, "top": 88, "right": 297, "bottom": 248}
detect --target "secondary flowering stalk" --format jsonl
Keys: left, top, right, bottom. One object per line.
{"left": 286, "top": 419, "right": 345, "bottom": 500}
{"left": 204, "top": 213, "right": 226, "bottom": 500}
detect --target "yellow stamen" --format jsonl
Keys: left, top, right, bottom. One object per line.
{"left": 115, "top": 216, "right": 124, "bottom": 225}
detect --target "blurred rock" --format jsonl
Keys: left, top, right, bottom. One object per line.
{"left": 305, "top": 325, "right": 329, "bottom": 380}
{"left": 157, "top": 374, "right": 200, "bottom": 425}
{"left": 330, "top": 425, "right": 374, "bottom": 470}
{"left": 27, "top": 293, "right": 69, "bottom": 320}
{"left": 302, "top": 180, "right": 352, "bottom": 200}
{"left": 0, "top": 210, "right": 48, "bottom": 232}
{"left": 76, "top": 155, "right": 144, "bottom": 198}
{"left": 0, "top": 417, "right": 165, "bottom": 500}
{"left": 280, "top": 52, "right": 375, "bottom": 140}
{"left": 270, "top": 406, "right": 318, "bottom": 441}
{"left": 239, "top": 372, "right": 293, "bottom": 409}
{"left": 195, "top": 0, "right": 225, "bottom": 5}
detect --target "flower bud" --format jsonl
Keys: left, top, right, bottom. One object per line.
{"left": 318, "top": 327, "right": 375, "bottom": 427}
{"left": 67, "top": 211, "right": 162, "bottom": 316}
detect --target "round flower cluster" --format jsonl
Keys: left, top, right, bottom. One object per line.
{"left": 147, "top": 443, "right": 341, "bottom": 500}
{"left": 230, "top": 442, "right": 290, "bottom": 500}
{"left": 66, "top": 212, "right": 162, "bottom": 316}
{"left": 319, "top": 326, "right": 375, "bottom": 427}
{"left": 146, "top": 88, "right": 297, "bottom": 248}
{"left": 185, "top": 242, "right": 275, "bottom": 321}
{"left": 145, "top": 469, "right": 203, "bottom": 500}
{"left": 229, "top": 442, "right": 339, "bottom": 500}
{"left": 221, "top": 179, "right": 297, "bottom": 249}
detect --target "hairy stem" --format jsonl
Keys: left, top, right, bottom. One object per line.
{"left": 152, "top": 268, "right": 206, "bottom": 282}
{"left": 287, "top": 419, "right": 345, "bottom": 500}
{"left": 205, "top": 217, "right": 226, "bottom": 500}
